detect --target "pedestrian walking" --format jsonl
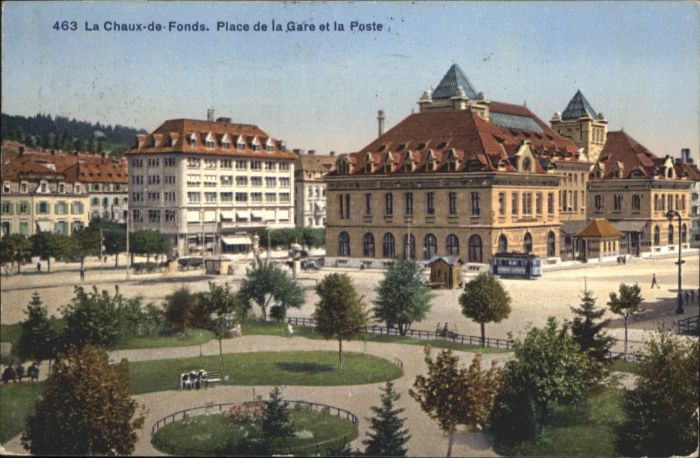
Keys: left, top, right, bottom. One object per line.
{"left": 650, "top": 273, "right": 660, "bottom": 289}
{"left": 36, "top": 262, "right": 41, "bottom": 273}
{"left": 79, "top": 267, "right": 85, "bottom": 281}
{"left": 684, "top": 290, "right": 690, "bottom": 307}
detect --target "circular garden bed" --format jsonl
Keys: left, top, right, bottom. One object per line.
{"left": 152, "top": 400, "right": 359, "bottom": 456}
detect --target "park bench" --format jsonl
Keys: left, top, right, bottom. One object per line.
{"left": 203, "top": 371, "right": 221, "bottom": 388}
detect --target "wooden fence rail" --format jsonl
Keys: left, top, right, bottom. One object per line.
{"left": 287, "top": 316, "right": 514, "bottom": 350}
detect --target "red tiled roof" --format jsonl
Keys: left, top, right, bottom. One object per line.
{"left": 594, "top": 131, "right": 685, "bottom": 180}
{"left": 296, "top": 154, "right": 337, "bottom": 174}
{"left": 576, "top": 218, "right": 622, "bottom": 238}
{"left": 127, "top": 118, "right": 296, "bottom": 160}
{"left": 333, "top": 107, "right": 579, "bottom": 176}
{"left": 1, "top": 148, "right": 127, "bottom": 184}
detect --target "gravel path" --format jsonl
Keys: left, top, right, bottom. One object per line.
{"left": 1, "top": 334, "right": 511, "bottom": 457}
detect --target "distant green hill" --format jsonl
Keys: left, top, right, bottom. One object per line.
{"left": 1, "top": 112, "right": 146, "bottom": 157}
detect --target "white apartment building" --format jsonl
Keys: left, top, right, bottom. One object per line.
{"left": 127, "top": 117, "right": 296, "bottom": 255}
{"left": 294, "top": 151, "right": 335, "bottom": 228}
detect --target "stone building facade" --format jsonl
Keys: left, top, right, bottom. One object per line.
{"left": 1, "top": 152, "right": 89, "bottom": 236}
{"left": 294, "top": 151, "right": 335, "bottom": 228}
{"left": 586, "top": 131, "right": 694, "bottom": 256}
{"left": 126, "top": 116, "right": 296, "bottom": 256}
{"left": 325, "top": 64, "right": 582, "bottom": 267}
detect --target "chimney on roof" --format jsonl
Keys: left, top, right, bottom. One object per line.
{"left": 377, "top": 110, "right": 385, "bottom": 137}
{"left": 680, "top": 148, "right": 693, "bottom": 164}
{"left": 308, "top": 150, "right": 316, "bottom": 155}
{"left": 293, "top": 148, "right": 302, "bottom": 155}
{"left": 18, "top": 146, "right": 25, "bottom": 155}
{"left": 216, "top": 117, "right": 231, "bottom": 123}
{"left": 329, "top": 151, "right": 336, "bottom": 156}
{"left": 50, "top": 150, "right": 56, "bottom": 155}
{"left": 207, "top": 109, "right": 215, "bottom": 122}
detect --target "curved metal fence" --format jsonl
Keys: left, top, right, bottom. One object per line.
{"left": 151, "top": 399, "right": 359, "bottom": 456}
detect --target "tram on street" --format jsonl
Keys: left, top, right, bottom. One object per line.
{"left": 490, "top": 252, "right": 542, "bottom": 279}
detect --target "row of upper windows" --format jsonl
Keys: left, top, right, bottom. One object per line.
{"left": 131, "top": 157, "right": 291, "bottom": 171}
{"left": 186, "top": 192, "right": 290, "bottom": 203}
{"left": 1, "top": 200, "right": 85, "bottom": 215}
{"left": 562, "top": 172, "right": 587, "bottom": 185}
{"left": 187, "top": 175, "right": 291, "bottom": 187}
{"left": 3, "top": 181, "right": 83, "bottom": 194}
{"left": 91, "top": 197, "right": 128, "bottom": 207}
{"left": 337, "top": 191, "right": 556, "bottom": 220}
{"left": 592, "top": 193, "right": 687, "bottom": 213}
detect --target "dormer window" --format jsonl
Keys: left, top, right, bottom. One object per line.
{"left": 40, "top": 181, "right": 48, "bottom": 193}
{"left": 666, "top": 167, "right": 674, "bottom": 178}
{"left": 221, "top": 134, "right": 231, "bottom": 149}
{"left": 205, "top": 133, "right": 215, "bottom": 148}
{"left": 447, "top": 150, "right": 459, "bottom": 172}
{"left": 149, "top": 138, "right": 157, "bottom": 148}
{"left": 58, "top": 183, "right": 65, "bottom": 193}
{"left": 265, "top": 138, "right": 274, "bottom": 152}
{"left": 189, "top": 134, "right": 197, "bottom": 147}
{"left": 75, "top": 183, "right": 81, "bottom": 193}
{"left": 337, "top": 158, "right": 350, "bottom": 175}
{"left": 522, "top": 158, "right": 532, "bottom": 172}
{"left": 613, "top": 170, "right": 622, "bottom": 178}
{"left": 2, "top": 183, "right": 9, "bottom": 193}
{"left": 20, "top": 182, "right": 28, "bottom": 193}
{"left": 251, "top": 137, "right": 260, "bottom": 151}
{"left": 426, "top": 150, "right": 436, "bottom": 172}
{"left": 364, "top": 153, "right": 373, "bottom": 174}
{"left": 384, "top": 153, "right": 394, "bottom": 173}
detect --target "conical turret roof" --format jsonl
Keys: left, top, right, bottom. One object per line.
{"left": 561, "top": 90, "right": 598, "bottom": 119}
{"left": 432, "top": 64, "right": 478, "bottom": 100}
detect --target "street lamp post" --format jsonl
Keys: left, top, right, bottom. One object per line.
{"left": 666, "top": 210, "right": 684, "bottom": 314}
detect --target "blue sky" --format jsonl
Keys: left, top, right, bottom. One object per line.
{"left": 2, "top": 2, "right": 698, "bottom": 160}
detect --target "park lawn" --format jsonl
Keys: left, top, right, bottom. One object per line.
{"left": 127, "top": 351, "right": 402, "bottom": 394}
{"left": 494, "top": 387, "right": 625, "bottom": 457}
{"left": 119, "top": 329, "right": 215, "bottom": 350}
{"left": 610, "top": 359, "right": 640, "bottom": 375}
{"left": 0, "top": 382, "right": 43, "bottom": 443}
{"left": 242, "top": 320, "right": 509, "bottom": 354}
{"left": 153, "top": 408, "right": 358, "bottom": 456}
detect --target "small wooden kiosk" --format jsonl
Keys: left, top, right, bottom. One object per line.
{"left": 575, "top": 218, "right": 622, "bottom": 262}
{"left": 427, "top": 256, "right": 464, "bottom": 289}
{"left": 204, "top": 256, "right": 235, "bottom": 275}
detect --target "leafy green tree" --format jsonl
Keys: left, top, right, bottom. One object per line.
{"left": 21, "top": 345, "right": 146, "bottom": 455}
{"left": 607, "top": 283, "right": 643, "bottom": 355}
{"left": 15, "top": 292, "right": 59, "bottom": 365}
{"left": 30, "top": 232, "right": 74, "bottom": 272}
{"left": 163, "top": 287, "right": 195, "bottom": 334}
{"left": 238, "top": 262, "right": 303, "bottom": 321}
{"left": 570, "top": 289, "right": 615, "bottom": 381}
{"left": 313, "top": 273, "right": 368, "bottom": 369}
{"left": 60, "top": 286, "right": 128, "bottom": 349}
{"left": 261, "top": 386, "right": 294, "bottom": 452}
{"left": 71, "top": 226, "right": 101, "bottom": 270}
{"left": 1, "top": 233, "right": 31, "bottom": 273}
{"left": 364, "top": 381, "right": 411, "bottom": 457}
{"left": 130, "top": 229, "right": 172, "bottom": 262}
{"left": 615, "top": 332, "right": 698, "bottom": 456}
{"left": 489, "top": 364, "right": 538, "bottom": 444}
{"left": 409, "top": 347, "right": 502, "bottom": 457}
{"left": 203, "top": 282, "right": 241, "bottom": 376}
{"left": 459, "top": 273, "right": 512, "bottom": 347}
{"left": 509, "top": 317, "right": 591, "bottom": 428}
{"left": 373, "top": 258, "right": 432, "bottom": 335}
{"left": 104, "top": 228, "right": 126, "bottom": 267}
